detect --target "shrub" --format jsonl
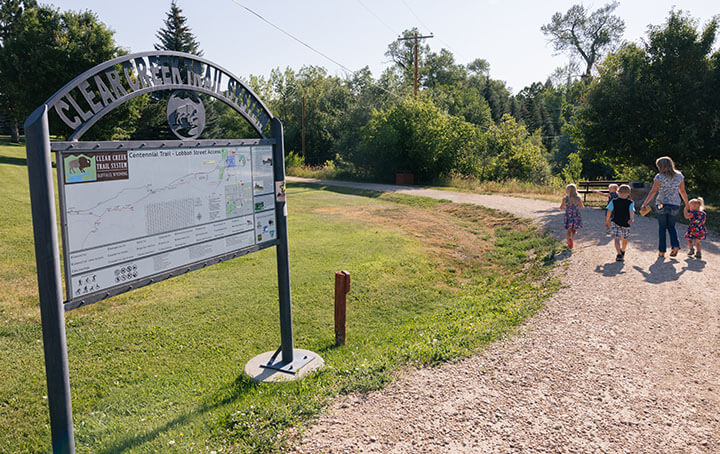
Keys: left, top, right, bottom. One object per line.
{"left": 562, "top": 152, "right": 583, "bottom": 183}
{"left": 284, "top": 151, "right": 305, "bottom": 170}
{"left": 485, "top": 115, "right": 552, "bottom": 183}
{"left": 355, "top": 99, "right": 486, "bottom": 183}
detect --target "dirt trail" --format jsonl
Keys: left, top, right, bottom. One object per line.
{"left": 288, "top": 177, "right": 720, "bottom": 453}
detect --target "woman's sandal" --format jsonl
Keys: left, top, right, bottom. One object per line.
{"left": 670, "top": 247, "right": 680, "bottom": 257}
{"left": 658, "top": 252, "right": 665, "bottom": 257}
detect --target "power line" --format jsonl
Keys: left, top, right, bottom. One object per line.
{"left": 228, "top": 0, "right": 406, "bottom": 101}
{"left": 398, "top": 0, "right": 433, "bottom": 36}
{"left": 228, "top": 0, "right": 552, "bottom": 141}
{"left": 355, "top": 0, "right": 398, "bottom": 36}
{"left": 397, "top": 0, "right": 463, "bottom": 62}
{"left": 229, "top": 0, "right": 353, "bottom": 76}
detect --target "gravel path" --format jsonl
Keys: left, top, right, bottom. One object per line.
{"left": 288, "top": 177, "right": 720, "bottom": 453}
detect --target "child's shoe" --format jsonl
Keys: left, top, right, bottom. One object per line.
{"left": 616, "top": 253, "right": 624, "bottom": 262}
{"left": 568, "top": 238, "right": 574, "bottom": 249}
{"left": 696, "top": 251, "right": 702, "bottom": 260}
{"left": 688, "top": 248, "right": 695, "bottom": 256}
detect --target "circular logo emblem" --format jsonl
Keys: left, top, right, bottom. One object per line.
{"left": 167, "top": 91, "right": 206, "bottom": 140}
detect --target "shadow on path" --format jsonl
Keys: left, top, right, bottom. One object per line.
{"left": 630, "top": 256, "right": 708, "bottom": 284}
{"left": 594, "top": 261, "right": 626, "bottom": 277}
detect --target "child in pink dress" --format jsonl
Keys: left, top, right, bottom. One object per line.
{"left": 685, "top": 197, "right": 707, "bottom": 259}
{"left": 560, "top": 184, "right": 584, "bottom": 248}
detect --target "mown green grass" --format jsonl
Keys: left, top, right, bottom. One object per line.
{"left": 1, "top": 136, "right": 561, "bottom": 453}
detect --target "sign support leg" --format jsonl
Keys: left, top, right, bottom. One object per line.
{"left": 271, "top": 118, "right": 294, "bottom": 364}
{"left": 244, "top": 118, "right": 324, "bottom": 382}
{"left": 25, "top": 106, "right": 75, "bottom": 453}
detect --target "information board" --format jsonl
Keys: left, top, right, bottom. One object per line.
{"left": 58, "top": 143, "right": 278, "bottom": 302}
{"left": 25, "top": 52, "right": 317, "bottom": 452}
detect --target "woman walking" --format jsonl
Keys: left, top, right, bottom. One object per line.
{"left": 640, "top": 157, "right": 689, "bottom": 257}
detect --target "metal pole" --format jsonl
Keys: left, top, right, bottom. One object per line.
{"left": 414, "top": 34, "right": 418, "bottom": 98}
{"left": 301, "top": 96, "right": 306, "bottom": 162}
{"left": 24, "top": 106, "right": 75, "bottom": 453}
{"left": 271, "top": 117, "right": 294, "bottom": 363}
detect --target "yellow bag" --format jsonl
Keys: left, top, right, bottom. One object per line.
{"left": 640, "top": 205, "right": 651, "bottom": 216}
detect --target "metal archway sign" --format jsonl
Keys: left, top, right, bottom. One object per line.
{"left": 24, "top": 51, "right": 322, "bottom": 453}
{"left": 45, "top": 51, "right": 272, "bottom": 140}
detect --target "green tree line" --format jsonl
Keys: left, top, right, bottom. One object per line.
{"left": 2, "top": 2, "right": 719, "bottom": 193}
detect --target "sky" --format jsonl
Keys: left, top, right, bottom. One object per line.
{"left": 49, "top": 0, "right": 719, "bottom": 94}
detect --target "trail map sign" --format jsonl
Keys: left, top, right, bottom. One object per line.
{"left": 24, "top": 51, "right": 322, "bottom": 454}
{"left": 58, "top": 142, "right": 278, "bottom": 308}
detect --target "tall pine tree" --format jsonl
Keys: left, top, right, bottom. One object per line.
{"left": 155, "top": 1, "right": 202, "bottom": 55}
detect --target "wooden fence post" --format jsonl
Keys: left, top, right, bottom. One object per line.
{"left": 334, "top": 271, "right": 350, "bottom": 346}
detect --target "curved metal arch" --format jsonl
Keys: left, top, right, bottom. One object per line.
{"left": 36, "top": 50, "right": 274, "bottom": 140}
{"left": 66, "top": 83, "right": 260, "bottom": 141}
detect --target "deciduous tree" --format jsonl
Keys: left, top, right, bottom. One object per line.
{"left": 575, "top": 11, "right": 720, "bottom": 191}
{"left": 0, "top": 4, "right": 120, "bottom": 141}
{"left": 541, "top": 1, "right": 625, "bottom": 78}
{"left": 385, "top": 28, "right": 431, "bottom": 90}
{"left": 0, "top": 0, "right": 36, "bottom": 141}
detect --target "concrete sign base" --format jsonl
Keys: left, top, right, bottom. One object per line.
{"left": 245, "top": 349, "right": 324, "bottom": 383}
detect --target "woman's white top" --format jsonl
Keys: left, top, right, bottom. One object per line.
{"left": 654, "top": 172, "right": 684, "bottom": 205}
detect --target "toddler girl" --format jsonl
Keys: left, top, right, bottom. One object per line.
{"left": 685, "top": 197, "right": 707, "bottom": 259}
{"left": 560, "top": 183, "right": 584, "bottom": 248}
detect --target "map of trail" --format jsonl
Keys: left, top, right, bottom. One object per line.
{"left": 61, "top": 144, "right": 277, "bottom": 299}
{"left": 66, "top": 147, "right": 255, "bottom": 251}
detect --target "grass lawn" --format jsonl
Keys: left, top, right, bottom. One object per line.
{"left": 2, "top": 137, "right": 562, "bottom": 453}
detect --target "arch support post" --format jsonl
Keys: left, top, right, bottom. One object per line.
{"left": 244, "top": 118, "right": 324, "bottom": 382}
{"left": 25, "top": 106, "right": 75, "bottom": 453}
{"left": 272, "top": 118, "right": 294, "bottom": 363}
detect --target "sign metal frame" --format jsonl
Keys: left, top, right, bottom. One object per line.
{"left": 53, "top": 138, "right": 280, "bottom": 311}
{"left": 24, "top": 51, "right": 319, "bottom": 454}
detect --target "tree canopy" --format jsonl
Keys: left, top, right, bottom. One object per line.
{"left": 541, "top": 1, "right": 625, "bottom": 77}
{"left": 575, "top": 10, "right": 720, "bottom": 191}
{"left": 0, "top": 3, "right": 120, "bottom": 141}
{"left": 5, "top": 4, "right": 719, "bottom": 196}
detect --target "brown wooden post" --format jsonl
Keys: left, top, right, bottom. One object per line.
{"left": 334, "top": 271, "right": 350, "bottom": 346}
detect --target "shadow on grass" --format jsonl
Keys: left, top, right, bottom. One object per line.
{"left": 0, "top": 155, "right": 55, "bottom": 168}
{"left": 287, "top": 182, "right": 450, "bottom": 210}
{"left": 288, "top": 181, "right": 383, "bottom": 199}
{"left": 0, "top": 155, "right": 27, "bottom": 166}
{"left": 317, "top": 341, "right": 343, "bottom": 354}
{"left": 0, "top": 136, "right": 25, "bottom": 146}
{"left": 97, "top": 374, "right": 257, "bottom": 454}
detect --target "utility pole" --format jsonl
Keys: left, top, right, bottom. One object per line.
{"left": 396, "top": 32, "right": 433, "bottom": 98}
{"left": 301, "top": 96, "right": 306, "bottom": 162}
